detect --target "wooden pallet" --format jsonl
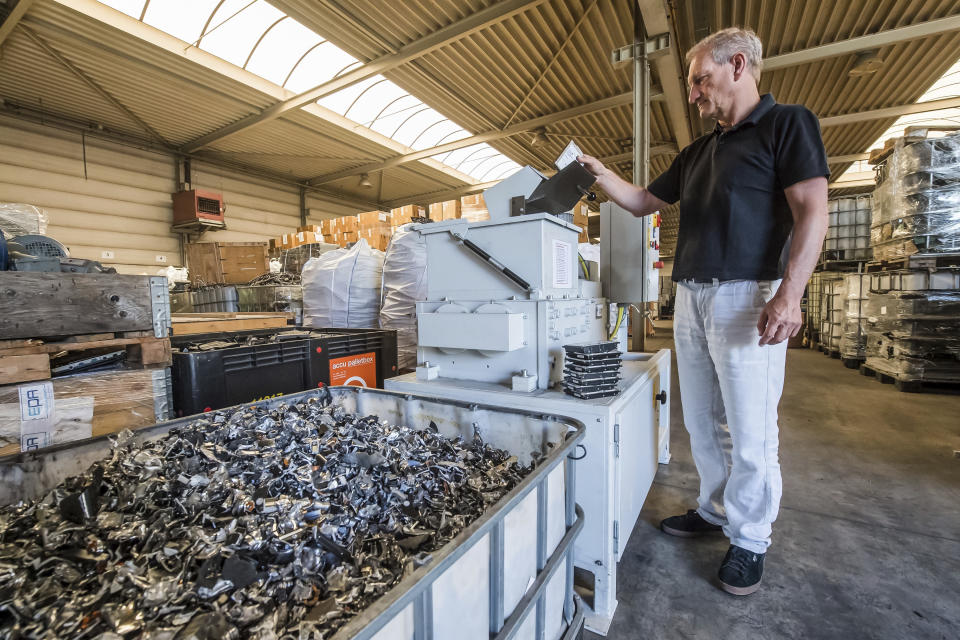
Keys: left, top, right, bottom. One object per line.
{"left": 818, "top": 345, "right": 841, "bottom": 359}
{"left": 171, "top": 312, "right": 293, "bottom": 336}
{"left": 858, "top": 364, "right": 960, "bottom": 394}
{"left": 818, "top": 259, "right": 869, "bottom": 272}
{"left": 865, "top": 253, "right": 960, "bottom": 272}
{"left": 0, "top": 272, "right": 160, "bottom": 340}
{"left": 867, "top": 127, "right": 957, "bottom": 166}
{"left": 0, "top": 331, "right": 171, "bottom": 385}
{"left": 0, "top": 368, "right": 170, "bottom": 457}
{"left": 841, "top": 356, "right": 865, "bottom": 370}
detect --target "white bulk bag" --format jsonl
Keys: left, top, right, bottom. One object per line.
{"left": 379, "top": 225, "right": 428, "bottom": 369}
{"left": 302, "top": 239, "right": 384, "bottom": 328}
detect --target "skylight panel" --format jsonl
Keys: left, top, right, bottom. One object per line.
{"left": 198, "top": 1, "right": 284, "bottom": 68}
{"left": 244, "top": 18, "right": 324, "bottom": 85}
{"left": 142, "top": 0, "right": 221, "bottom": 45}
{"left": 96, "top": 0, "right": 145, "bottom": 19}
{"left": 91, "top": 0, "right": 523, "bottom": 186}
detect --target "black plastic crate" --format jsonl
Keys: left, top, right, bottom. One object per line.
{"left": 171, "top": 327, "right": 398, "bottom": 416}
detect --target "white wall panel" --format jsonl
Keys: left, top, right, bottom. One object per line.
{"left": 0, "top": 116, "right": 377, "bottom": 275}
{"left": 0, "top": 116, "right": 177, "bottom": 274}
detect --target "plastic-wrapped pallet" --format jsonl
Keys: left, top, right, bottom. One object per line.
{"left": 804, "top": 271, "right": 825, "bottom": 343}
{"left": 863, "top": 290, "right": 960, "bottom": 382}
{"left": 871, "top": 133, "right": 960, "bottom": 260}
{"left": 379, "top": 225, "right": 427, "bottom": 369}
{"left": 0, "top": 203, "right": 48, "bottom": 237}
{"left": 815, "top": 272, "right": 844, "bottom": 351}
{"left": 824, "top": 196, "right": 872, "bottom": 262}
{"left": 839, "top": 273, "right": 870, "bottom": 360}
{"left": 302, "top": 238, "right": 384, "bottom": 328}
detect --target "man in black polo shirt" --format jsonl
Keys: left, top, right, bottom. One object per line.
{"left": 579, "top": 27, "right": 828, "bottom": 595}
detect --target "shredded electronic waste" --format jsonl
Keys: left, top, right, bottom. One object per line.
{"left": 0, "top": 390, "right": 535, "bottom": 639}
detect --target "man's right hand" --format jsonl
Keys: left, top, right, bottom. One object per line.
{"left": 578, "top": 154, "right": 609, "bottom": 185}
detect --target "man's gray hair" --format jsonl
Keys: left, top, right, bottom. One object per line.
{"left": 686, "top": 27, "right": 763, "bottom": 82}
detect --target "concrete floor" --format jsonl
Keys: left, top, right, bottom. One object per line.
{"left": 586, "top": 322, "right": 960, "bottom": 640}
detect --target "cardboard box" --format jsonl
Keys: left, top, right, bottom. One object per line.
{"left": 296, "top": 231, "right": 320, "bottom": 245}
{"left": 443, "top": 199, "right": 461, "bottom": 220}
{"left": 358, "top": 210, "right": 388, "bottom": 227}
{"left": 429, "top": 200, "right": 462, "bottom": 221}
{"left": 459, "top": 194, "right": 488, "bottom": 222}
{"left": 461, "top": 208, "right": 490, "bottom": 223}
{"left": 320, "top": 219, "right": 334, "bottom": 236}
{"left": 389, "top": 205, "right": 424, "bottom": 226}
{"left": 297, "top": 225, "right": 321, "bottom": 234}
{"left": 336, "top": 215, "right": 359, "bottom": 233}
{"left": 573, "top": 202, "right": 589, "bottom": 234}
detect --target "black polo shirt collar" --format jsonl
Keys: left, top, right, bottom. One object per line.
{"left": 713, "top": 93, "right": 777, "bottom": 135}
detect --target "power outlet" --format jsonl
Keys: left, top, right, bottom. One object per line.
{"left": 156, "top": 255, "right": 168, "bottom": 263}
{"left": 100, "top": 250, "right": 115, "bottom": 260}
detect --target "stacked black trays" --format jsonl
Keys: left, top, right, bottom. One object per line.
{"left": 562, "top": 341, "right": 622, "bottom": 399}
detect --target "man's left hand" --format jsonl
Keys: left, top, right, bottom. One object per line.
{"left": 757, "top": 291, "right": 802, "bottom": 346}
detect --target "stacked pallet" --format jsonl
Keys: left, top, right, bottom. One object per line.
{"left": 838, "top": 272, "right": 871, "bottom": 367}
{"left": 818, "top": 274, "right": 846, "bottom": 355}
{"left": 859, "top": 260, "right": 960, "bottom": 392}
{"left": 803, "top": 271, "right": 826, "bottom": 346}
{"left": 870, "top": 131, "right": 960, "bottom": 260}
{"left": 0, "top": 272, "right": 173, "bottom": 455}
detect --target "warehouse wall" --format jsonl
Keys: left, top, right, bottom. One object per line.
{"left": 0, "top": 116, "right": 179, "bottom": 274}
{"left": 0, "top": 115, "right": 372, "bottom": 275}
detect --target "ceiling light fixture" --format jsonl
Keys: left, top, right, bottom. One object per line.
{"left": 530, "top": 128, "right": 549, "bottom": 147}
{"left": 358, "top": 173, "right": 373, "bottom": 188}
{"left": 849, "top": 49, "right": 884, "bottom": 77}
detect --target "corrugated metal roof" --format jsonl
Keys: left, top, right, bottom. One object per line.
{"left": 0, "top": 0, "right": 478, "bottom": 204}
{"left": 273, "top": 0, "right": 960, "bottom": 253}
{"left": 2, "top": 0, "right": 959, "bottom": 254}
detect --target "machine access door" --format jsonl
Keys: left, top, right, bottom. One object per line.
{"left": 614, "top": 373, "right": 660, "bottom": 561}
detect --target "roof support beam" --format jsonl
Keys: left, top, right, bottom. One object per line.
{"left": 600, "top": 144, "right": 678, "bottom": 165}
{"left": 819, "top": 96, "right": 960, "bottom": 127}
{"left": 181, "top": 0, "right": 551, "bottom": 153}
{"left": 0, "top": 0, "right": 36, "bottom": 47}
{"left": 386, "top": 180, "right": 500, "bottom": 208}
{"left": 828, "top": 153, "right": 871, "bottom": 164}
{"left": 637, "top": 0, "right": 693, "bottom": 148}
{"left": 637, "top": 11, "right": 960, "bottom": 153}
{"left": 828, "top": 178, "right": 874, "bottom": 190}
{"left": 764, "top": 15, "right": 960, "bottom": 71}
{"left": 309, "top": 89, "right": 662, "bottom": 185}
{"left": 19, "top": 24, "right": 172, "bottom": 147}
{"left": 384, "top": 147, "right": 672, "bottom": 207}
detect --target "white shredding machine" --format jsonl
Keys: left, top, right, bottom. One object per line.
{"left": 386, "top": 163, "right": 671, "bottom": 634}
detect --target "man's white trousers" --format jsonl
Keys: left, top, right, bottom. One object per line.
{"left": 674, "top": 279, "right": 788, "bottom": 553}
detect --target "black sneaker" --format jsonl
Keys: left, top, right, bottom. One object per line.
{"left": 718, "top": 545, "right": 765, "bottom": 595}
{"left": 660, "top": 509, "right": 724, "bottom": 538}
